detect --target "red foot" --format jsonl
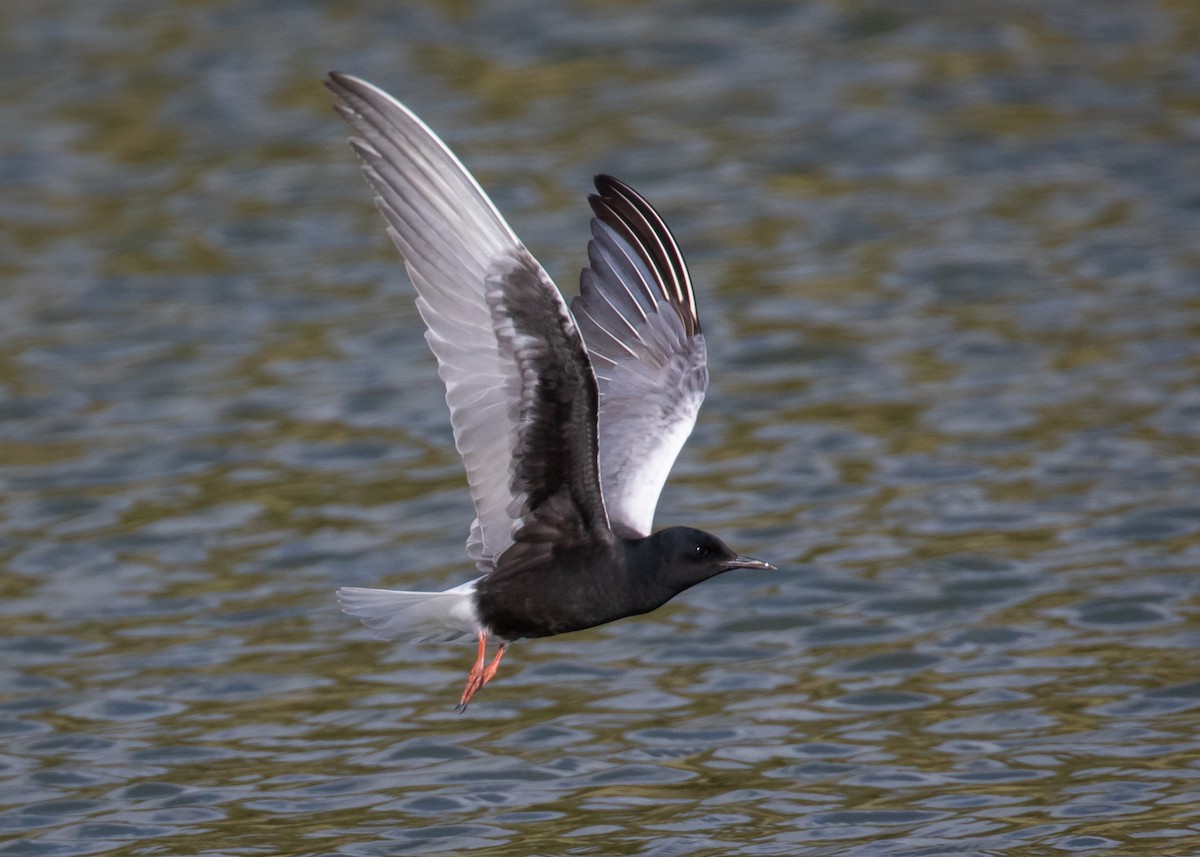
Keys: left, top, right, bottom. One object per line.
{"left": 456, "top": 634, "right": 507, "bottom": 712}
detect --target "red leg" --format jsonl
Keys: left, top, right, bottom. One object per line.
{"left": 480, "top": 642, "right": 507, "bottom": 687}
{"left": 456, "top": 632, "right": 489, "bottom": 712}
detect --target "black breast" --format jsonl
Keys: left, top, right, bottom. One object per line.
{"left": 474, "top": 531, "right": 659, "bottom": 641}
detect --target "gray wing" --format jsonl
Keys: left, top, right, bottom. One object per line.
{"left": 327, "top": 73, "right": 609, "bottom": 569}
{"left": 570, "top": 175, "right": 708, "bottom": 538}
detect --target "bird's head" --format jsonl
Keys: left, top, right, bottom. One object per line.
{"left": 645, "top": 526, "right": 775, "bottom": 592}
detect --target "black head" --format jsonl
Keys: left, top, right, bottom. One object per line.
{"left": 646, "top": 526, "right": 775, "bottom": 592}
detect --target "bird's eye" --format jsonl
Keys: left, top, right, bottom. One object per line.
{"left": 693, "top": 544, "right": 707, "bottom": 558}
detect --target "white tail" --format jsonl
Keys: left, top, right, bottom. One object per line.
{"left": 337, "top": 578, "right": 482, "bottom": 643}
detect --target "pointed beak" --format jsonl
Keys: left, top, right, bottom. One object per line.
{"left": 722, "top": 554, "right": 776, "bottom": 571}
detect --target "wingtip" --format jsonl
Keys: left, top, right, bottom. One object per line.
{"left": 324, "top": 71, "right": 389, "bottom": 110}
{"left": 324, "top": 70, "right": 350, "bottom": 95}
{"left": 593, "top": 173, "right": 629, "bottom": 197}
{"left": 584, "top": 172, "right": 701, "bottom": 336}
{"left": 326, "top": 70, "right": 362, "bottom": 87}
{"left": 325, "top": 71, "right": 365, "bottom": 113}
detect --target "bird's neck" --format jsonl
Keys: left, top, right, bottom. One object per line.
{"left": 614, "top": 535, "right": 677, "bottom": 613}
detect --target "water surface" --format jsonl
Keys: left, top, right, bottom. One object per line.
{"left": 2, "top": 1, "right": 1199, "bottom": 855}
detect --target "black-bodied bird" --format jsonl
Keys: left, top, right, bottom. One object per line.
{"left": 326, "top": 73, "right": 773, "bottom": 710}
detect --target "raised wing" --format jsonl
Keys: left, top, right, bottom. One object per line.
{"left": 570, "top": 175, "right": 708, "bottom": 538}
{"left": 327, "top": 72, "right": 609, "bottom": 569}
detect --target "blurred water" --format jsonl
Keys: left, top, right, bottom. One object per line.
{"left": 2, "top": 0, "right": 1199, "bottom": 855}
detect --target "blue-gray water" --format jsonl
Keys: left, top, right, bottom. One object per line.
{"left": 3, "top": 1, "right": 1199, "bottom": 855}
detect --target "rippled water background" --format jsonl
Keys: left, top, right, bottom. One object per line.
{"left": 3, "top": 1, "right": 1200, "bottom": 855}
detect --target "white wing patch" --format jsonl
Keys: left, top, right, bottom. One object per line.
{"left": 590, "top": 314, "right": 706, "bottom": 536}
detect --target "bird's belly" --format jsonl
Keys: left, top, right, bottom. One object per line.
{"left": 474, "top": 572, "right": 645, "bottom": 641}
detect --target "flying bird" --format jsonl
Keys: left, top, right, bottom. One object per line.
{"left": 327, "top": 72, "right": 773, "bottom": 710}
